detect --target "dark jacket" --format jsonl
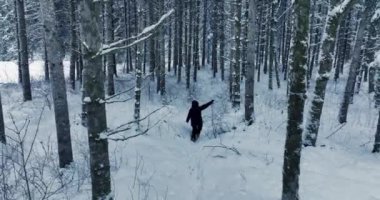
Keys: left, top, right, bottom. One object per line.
{"left": 186, "top": 100, "right": 213, "bottom": 127}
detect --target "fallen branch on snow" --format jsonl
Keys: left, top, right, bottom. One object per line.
{"left": 203, "top": 144, "right": 241, "bottom": 156}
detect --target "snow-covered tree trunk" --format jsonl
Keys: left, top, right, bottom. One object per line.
{"left": 211, "top": 0, "right": 218, "bottom": 78}
{"left": 229, "top": 1, "right": 236, "bottom": 99}
{"left": 14, "top": 0, "right": 22, "bottom": 84}
{"left": 123, "top": 0, "right": 130, "bottom": 74}
{"left": 185, "top": 0, "right": 191, "bottom": 89}
{"left": 244, "top": 0, "right": 256, "bottom": 125}
{"left": 0, "top": 92, "right": 5, "bottom": 144}
{"left": 219, "top": 1, "right": 226, "bottom": 81}
{"left": 339, "top": 0, "right": 377, "bottom": 124}
{"left": 16, "top": 0, "right": 32, "bottom": 101}
{"left": 43, "top": 37, "right": 50, "bottom": 81}
{"left": 263, "top": 3, "right": 270, "bottom": 75}
{"left": 177, "top": 0, "right": 183, "bottom": 83}
{"left": 159, "top": 0, "right": 166, "bottom": 96}
{"left": 376, "top": 62, "right": 380, "bottom": 107}
{"left": 373, "top": 110, "right": 380, "bottom": 153}
{"left": 202, "top": 0, "right": 208, "bottom": 67}
{"left": 304, "top": 0, "right": 356, "bottom": 147}
{"left": 255, "top": 0, "right": 263, "bottom": 82}
{"left": 193, "top": 0, "right": 200, "bottom": 81}
{"left": 369, "top": 67, "right": 375, "bottom": 93}
{"left": 241, "top": 0, "right": 249, "bottom": 78}
{"left": 282, "top": 0, "right": 293, "bottom": 81}
{"left": 40, "top": 0, "right": 74, "bottom": 168}
{"left": 69, "top": 0, "right": 77, "bottom": 90}
{"left": 105, "top": 0, "right": 115, "bottom": 95}
{"left": 281, "top": 0, "right": 309, "bottom": 198}
{"left": 173, "top": 0, "right": 179, "bottom": 75}
{"left": 78, "top": 0, "right": 112, "bottom": 198}
{"left": 134, "top": 47, "right": 142, "bottom": 125}
{"left": 168, "top": 9, "right": 172, "bottom": 73}
{"left": 374, "top": 54, "right": 380, "bottom": 152}
{"left": 268, "top": 0, "right": 278, "bottom": 90}
{"left": 232, "top": 0, "right": 242, "bottom": 108}
{"left": 362, "top": 21, "right": 378, "bottom": 92}
{"left": 149, "top": 0, "right": 156, "bottom": 81}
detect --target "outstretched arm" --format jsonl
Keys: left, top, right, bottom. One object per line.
{"left": 186, "top": 109, "right": 192, "bottom": 123}
{"left": 200, "top": 100, "right": 214, "bottom": 110}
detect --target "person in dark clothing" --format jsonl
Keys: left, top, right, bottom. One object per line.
{"left": 186, "top": 100, "right": 214, "bottom": 142}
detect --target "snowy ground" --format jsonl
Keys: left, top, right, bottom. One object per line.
{"left": 0, "top": 61, "right": 379, "bottom": 200}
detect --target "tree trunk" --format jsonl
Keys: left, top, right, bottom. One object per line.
{"left": 241, "top": 0, "right": 249, "bottom": 78}
{"left": 369, "top": 67, "right": 375, "bottom": 93}
{"left": 69, "top": 0, "right": 77, "bottom": 90}
{"left": 40, "top": 0, "right": 74, "bottom": 168}
{"left": 201, "top": 0, "right": 208, "bottom": 67}
{"left": 338, "top": 0, "right": 376, "bottom": 124}
{"left": 219, "top": 1, "right": 226, "bottom": 81}
{"left": 79, "top": 0, "right": 112, "bottom": 198}
{"left": 374, "top": 109, "right": 380, "bottom": 153}
{"left": 105, "top": 0, "right": 115, "bottom": 96}
{"left": 304, "top": 0, "right": 355, "bottom": 147}
{"left": 16, "top": 0, "right": 32, "bottom": 101}
{"left": 0, "top": 93, "right": 5, "bottom": 144}
{"left": 14, "top": 0, "right": 22, "bottom": 84}
{"left": 185, "top": 0, "right": 191, "bottom": 89}
{"left": 232, "top": 0, "right": 242, "bottom": 108}
{"left": 244, "top": 0, "right": 256, "bottom": 125}
{"left": 281, "top": 0, "right": 309, "bottom": 199}
{"left": 43, "top": 37, "right": 50, "bottom": 81}
{"left": 177, "top": 0, "right": 183, "bottom": 83}
{"left": 211, "top": 0, "right": 218, "bottom": 78}
{"left": 193, "top": 0, "right": 200, "bottom": 81}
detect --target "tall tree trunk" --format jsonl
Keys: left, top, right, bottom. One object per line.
{"left": 369, "top": 67, "right": 375, "bottom": 93}
{"left": 338, "top": 0, "right": 376, "bottom": 124}
{"left": 219, "top": 1, "right": 226, "bottom": 81}
{"left": 14, "top": 0, "right": 22, "bottom": 84}
{"left": 40, "top": 0, "right": 74, "bottom": 168}
{"left": 79, "top": 0, "right": 112, "bottom": 198}
{"left": 211, "top": 0, "right": 218, "bottom": 78}
{"left": 105, "top": 0, "right": 115, "bottom": 95}
{"left": 373, "top": 110, "right": 380, "bottom": 153}
{"left": 159, "top": 0, "right": 166, "bottom": 96}
{"left": 268, "top": 0, "right": 277, "bottom": 90}
{"left": 177, "top": 0, "right": 183, "bottom": 83}
{"left": 168, "top": 15, "right": 172, "bottom": 73}
{"left": 43, "top": 36, "right": 50, "bottom": 81}
{"left": 69, "top": 0, "right": 77, "bottom": 90}
{"left": 16, "top": 0, "right": 32, "bottom": 101}
{"left": 232, "top": 0, "right": 242, "bottom": 108}
{"left": 201, "top": 0, "right": 208, "bottom": 67}
{"left": 185, "top": 0, "right": 191, "bottom": 89}
{"left": 0, "top": 93, "right": 5, "bottom": 144}
{"left": 304, "top": 0, "right": 356, "bottom": 147}
{"left": 244, "top": 0, "right": 256, "bottom": 125}
{"left": 281, "top": 0, "right": 309, "bottom": 199}
{"left": 135, "top": 46, "right": 142, "bottom": 126}
{"left": 241, "top": 0, "right": 249, "bottom": 78}
{"left": 263, "top": 3, "right": 270, "bottom": 75}
{"left": 193, "top": 0, "right": 200, "bottom": 81}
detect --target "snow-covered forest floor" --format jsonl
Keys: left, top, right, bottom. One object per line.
{"left": 1, "top": 61, "right": 380, "bottom": 200}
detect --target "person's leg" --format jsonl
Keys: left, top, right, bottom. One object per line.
{"left": 191, "top": 126, "right": 196, "bottom": 142}
{"left": 195, "top": 123, "right": 203, "bottom": 141}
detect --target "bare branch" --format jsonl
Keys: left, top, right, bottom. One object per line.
{"left": 203, "top": 145, "right": 241, "bottom": 156}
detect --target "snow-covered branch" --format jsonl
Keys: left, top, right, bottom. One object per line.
{"left": 96, "top": 9, "right": 174, "bottom": 57}
{"left": 329, "top": 0, "right": 357, "bottom": 18}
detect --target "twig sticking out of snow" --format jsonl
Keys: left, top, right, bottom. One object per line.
{"left": 325, "top": 123, "right": 346, "bottom": 139}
